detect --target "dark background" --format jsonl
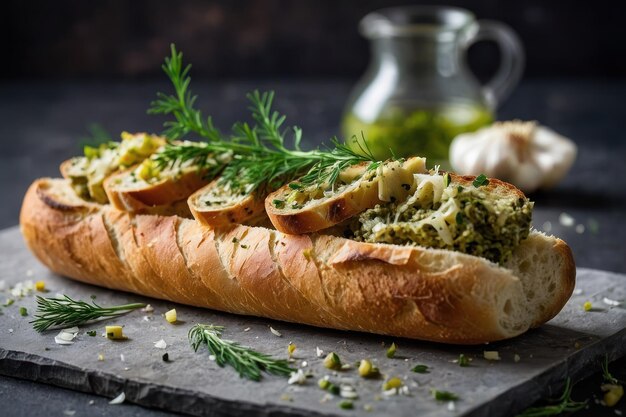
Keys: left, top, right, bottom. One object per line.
{"left": 4, "top": 0, "right": 626, "bottom": 80}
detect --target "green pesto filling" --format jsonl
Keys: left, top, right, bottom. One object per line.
{"left": 348, "top": 185, "right": 533, "bottom": 265}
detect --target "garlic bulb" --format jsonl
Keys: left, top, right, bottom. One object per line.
{"left": 449, "top": 121, "right": 577, "bottom": 193}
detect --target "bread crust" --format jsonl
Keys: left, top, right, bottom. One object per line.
{"left": 20, "top": 178, "right": 576, "bottom": 344}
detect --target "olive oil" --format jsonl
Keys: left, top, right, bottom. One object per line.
{"left": 342, "top": 103, "right": 493, "bottom": 163}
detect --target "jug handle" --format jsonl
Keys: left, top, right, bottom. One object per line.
{"left": 469, "top": 20, "right": 525, "bottom": 108}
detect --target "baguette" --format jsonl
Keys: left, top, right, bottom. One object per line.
{"left": 20, "top": 178, "right": 575, "bottom": 344}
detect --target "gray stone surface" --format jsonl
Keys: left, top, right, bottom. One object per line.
{"left": 0, "top": 225, "right": 625, "bottom": 417}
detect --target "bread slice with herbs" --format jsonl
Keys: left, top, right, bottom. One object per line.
{"left": 187, "top": 179, "right": 266, "bottom": 227}
{"left": 60, "top": 132, "right": 165, "bottom": 204}
{"left": 104, "top": 161, "right": 209, "bottom": 212}
{"left": 265, "top": 157, "right": 427, "bottom": 235}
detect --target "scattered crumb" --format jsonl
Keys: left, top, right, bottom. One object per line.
{"left": 542, "top": 221, "right": 552, "bottom": 233}
{"left": 243, "top": 327, "right": 251, "bottom": 332}
{"left": 514, "top": 354, "right": 521, "bottom": 363}
{"left": 573, "top": 289, "right": 583, "bottom": 295}
{"left": 280, "top": 394, "right": 293, "bottom": 402}
{"left": 316, "top": 347, "right": 324, "bottom": 357}
{"left": 88, "top": 400, "right": 95, "bottom": 406}
{"left": 98, "top": 354, "right": 104, "bottom": 361}
{"left": 363, "top": 404, "right": 373, "bottom": 412}
{"left": 269, "top": 326, "right": 282, "bottom": 337}
{"left": 154, "top": 339, "right": 167, "bottom": 349}
{"left": 575, "top": 224, "right": 585, "bottom": 234}
{"left": 603, "top": 297, "right": 621, "bottom": 307}
{"left": 120, "top": 354, "right": 125, "bottom": 362}
{"left": 448, "top": 401, "right": 456, "bottom": 411}
{"left": 63, "top": 410, "right": 76, "bottom": 416}
{"left": 141, "top": 304, "right": 154, "bottom": 313}
{"left": 209, "top": 355, "right": 216, "bottom": 361}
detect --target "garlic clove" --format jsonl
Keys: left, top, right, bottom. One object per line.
{"left": 449, "top": 121, "right": 577, "bottom": 193}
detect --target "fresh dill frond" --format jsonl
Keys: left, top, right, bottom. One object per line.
{"left": 515, "top": 378, "right": 587, "bottom": 417}
{"left": 148, "top": 44, "right": 222, "bottom": 142}
{"left": 31, "top": 295, "right": 146, "bottom": 332}
{"left": 188, "top": 324, "right": 294, "bottom": 381}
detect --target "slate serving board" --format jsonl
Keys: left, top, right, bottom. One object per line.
{"left": 0, "top": 226, "right": 625, "bottom": 417}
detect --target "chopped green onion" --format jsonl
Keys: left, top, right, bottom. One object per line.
{"left": 87, "top": 330, "right": 97, "bottom": 337}
{"left": 19, "top": 307, "right": 28, "bottom": 316}
{"left": 432, "top": 389, "right": 459, "bottom": 401}
{"left": 443, "top": 173, "right": 451, "bottom": 187}
{"left": 339, "top": 400, "right": 354, "bottom": 410}
{"left": 458, "top": 354, "right": 470, "bottom": 367}
{"left": 386, "top": 342, "right": 397, "bottom": 358}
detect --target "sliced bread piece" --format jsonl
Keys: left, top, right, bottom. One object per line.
{"left": 188, "top": 179, "right": 266, "bottom": 227}
{"left": 265, "top": 157, "right": 427, "bottom": 235}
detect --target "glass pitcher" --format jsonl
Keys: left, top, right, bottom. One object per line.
{"left": 341, "top": 6, "right": 524, "bottom": 165}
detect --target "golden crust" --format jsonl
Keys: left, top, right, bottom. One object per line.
{"left": 20, "top": 178, "right": 576, "bottom": 344}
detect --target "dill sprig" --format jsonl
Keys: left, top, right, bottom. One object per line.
{"left": 31, "top": 295, "right": 146, "bottom": 332}
{"left": 149, "top": 44, "right": 378, "bottom": 194}
{"left": 188, "top": 324, "right": 294, "bottom": 381}
{"left": 516, "top": 378, "right": 587, "bottom": 417}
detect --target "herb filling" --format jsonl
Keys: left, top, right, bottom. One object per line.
{"left": 348, "top": 181, "right": 533, "bottom": 264}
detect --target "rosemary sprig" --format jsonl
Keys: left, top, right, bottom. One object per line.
{"left": 149, "top": 44, "right": 378, "bottom": 194}
{"left": 516, "top": 378, "right": 587, "bottom": 417}
{"left": 148, "top": 44, "right": 221, "bottom": 142}
{"left": 188, "top": 324, "right": 294, "bottom": 381}
{"left": 31, "top": 295, "right": 146, "bottom": 332}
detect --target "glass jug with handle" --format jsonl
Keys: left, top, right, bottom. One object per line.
{"left": 341, "top": 6, "right": 524, "bottom": 166}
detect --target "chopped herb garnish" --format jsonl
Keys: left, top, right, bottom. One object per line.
{"left": 455, "top": 212, "right": 464, "bottom": 225}
{"left": 411, "top": 364, "right": 429, "bottom": 373}
{"left": 339, "top": 400, "right": 354, "bottom": 410}
{"left": 473, "top": 174, "right": 489, "bottom": 187}
{"left": 457, "top": 185, "right": 464, "bottom": 193}
{"left": 19, "top": 307, "right": 28, "bottom": 316}
{"left": 87, "top": 330, "right": 97, "bottom": 337}
{"left": 458, "top": 354, "right": 470, "bottom": 367}
{"left": 273, "top": 199, "right": 285, "bottom": 209}
{"left": 288, "top": 183, "right": 303, "bottom": 190}
{"left": 4, "top": 299, "right": 14, "bottom": 307}
{"left": 240, "top": 244, "right": 249, "bottom": 249}
{"left": 432, "top": 389, "right": 459, "bottom": 401}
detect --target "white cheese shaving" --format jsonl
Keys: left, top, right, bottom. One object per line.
{"left": 54, "top": 327, "right": 79, "bottom": 345}
{"left": 154, "top": 339, "right": 167, "bottom": 349}
{"left": 109, "top": 392, "right": 126, "bottom": 405}
{"left": 287, "top": 369, "right": 307, "bottom": 385}
{"left": 603, "top": 297, "right": 622, "bottom": 307}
